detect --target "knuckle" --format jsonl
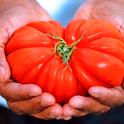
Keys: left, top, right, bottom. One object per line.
{"left": 99, "top": 107, "right": 111, "bottom": 113}
{"left": 110, "top": 87, "right": 124, "bottom": 106}
{"left": 94, "top": 107, "right": 110, "bottom": 115}
{"left": 7, "top": 102, "right": 25, "bottom": 115}
{"left": 0, "top": 19, "right": 14, "bottom": 44}
{"left": 0, "top": 84, "right": 12, "bottom": 101}
{"left": 0, "top": 26, "right": 9, "bottom": 44}
{"left": 0, "top": 54, "right": 10, "bottom": 83}
{"left": 0, "top": 85, "right": 8, "bottom": 99}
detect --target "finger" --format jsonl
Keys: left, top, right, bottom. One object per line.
{"left": 0, "top": 47, "right": 10, "bottom": 83}
{"left": 63, "top": 104, "right": 87, "bottom": 119}
{"left": 74, "top": 0, "right": 124, "bottom": 35}
{"left": 31, "top": 0, "right": 51, "bottom": 21}
{"left": 74, "top": 0, "right": 93, "bottom": 20}
{"left": 8, "top": 93, "right": 55, "bottom": 115}
{"left": 31, "top": 103, "right": 62, "bottom": 120}
{"left": 89, "top": 86, "right": 124, "bottom": 107}
{"left": 1, "top": 80, "right": 42, "bottom": 101}
{"left": 69, "top": 96, "right": 110, "bottom": 113}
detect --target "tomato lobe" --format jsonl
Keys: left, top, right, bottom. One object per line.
{"left": 6, "top": 19, "right": 124, "bottom": 103}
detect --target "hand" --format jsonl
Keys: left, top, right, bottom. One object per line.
{"left": 63, "top": 86, "right": 124, "bottom": 119}
{"left": 75, "top": 0, "right": 124, "bottom": 35}
{"left": 0, "top": 0, "right": 62, "bottom": 120}
{"left": 63, "top": 0, "right": 124, "bottom": 119}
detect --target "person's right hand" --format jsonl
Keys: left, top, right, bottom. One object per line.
{"left": 0, "top": 0, "right": 62, "bottom": 120}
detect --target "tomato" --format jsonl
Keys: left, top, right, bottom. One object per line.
{"left": 5, "top": 19, "right": 124, "bottom": 104}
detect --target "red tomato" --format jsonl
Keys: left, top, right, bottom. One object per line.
{"left": 5, "top": 19, "right": 124, "bottom": 104}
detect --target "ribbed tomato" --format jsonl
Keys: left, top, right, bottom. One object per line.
{"left": 5, "top": 19, "right": 124, "bottom": 104}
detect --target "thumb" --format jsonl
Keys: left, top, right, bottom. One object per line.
{"left": 0, "top": 22, "right": 21, "bottom": 84}
{"left": 74, "top": 0, "right": 93, "bottom": 20}
{"left": 0, "top": 47, "right": 10, "bottom": 83}
{"left": 0, "top": 23, "right": 13, "bottom": 83}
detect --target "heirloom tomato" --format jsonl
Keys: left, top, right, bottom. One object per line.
{"left": 6, "top": 19, "right": 124, "bottom": 104}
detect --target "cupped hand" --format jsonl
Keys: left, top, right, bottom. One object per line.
{"left": 75, "top": 0, "right": 124, "bottom": 35}
{"left": 63, "top": 0, "right": 124, "bottom": 120}
{"left": 0, "top": 0, "right": 62, "bottom": 120}
{"left": 63, "top": 86, "right": 124, "bottom": 119}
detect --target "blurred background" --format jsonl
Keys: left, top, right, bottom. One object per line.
{"left": 37, "top": 0, "right": 84, "bottom": 26}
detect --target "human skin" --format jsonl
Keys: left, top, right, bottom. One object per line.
{"left": 62, "top": 0, "right": 124, "bottom": 119}
{"left": 0, "top": 0, "right": 63, "bottom": 120}
{"left": 1, "top": 0, "right": 124, "bottom": 121}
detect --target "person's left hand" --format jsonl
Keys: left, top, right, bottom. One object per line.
{"left": 62, "top": 0, "right": 124, "bottom": 120}
{"left": 63, "top": 86, "right": 124, "bottom": 119}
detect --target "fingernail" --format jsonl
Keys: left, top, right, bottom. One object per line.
{"left": 70, "top": 97, "right": 83, "bottom": 108}
{"left": 89, "top": 88, "right": 100, "bottom": 98}
{"left": 64, "top": 108, "right": 73, "bottom": 116}
{"left": 56, "top": 116, "right": 63, "bottom": 120}
{"left": 63, "top": 116, "right": 72, "bottom": 120}
{"left": 29, "top": 86, "right": 42, "bottom": 97}
{"left": 41, "top": 93, "right": 55, "bottom": 106}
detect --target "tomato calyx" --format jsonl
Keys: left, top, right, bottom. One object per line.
{"left": 48, "top": 34, "right": 82, "bottom": 63}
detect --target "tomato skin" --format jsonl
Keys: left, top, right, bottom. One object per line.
{"left": 6, "top": 20, "right": 124, "bottom": 104}
{"left": 7, "top": 47, "right": 54, "bottom": 83}
{"left": 71, "top": 48, "right": 124, "bottom": 87}
{"left": 37, "top": 56, "right": 78, "bottom": 103}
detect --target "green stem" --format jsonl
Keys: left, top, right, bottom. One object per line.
{"left": 48, "top": 34, "right": 82, "bottom": 63}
